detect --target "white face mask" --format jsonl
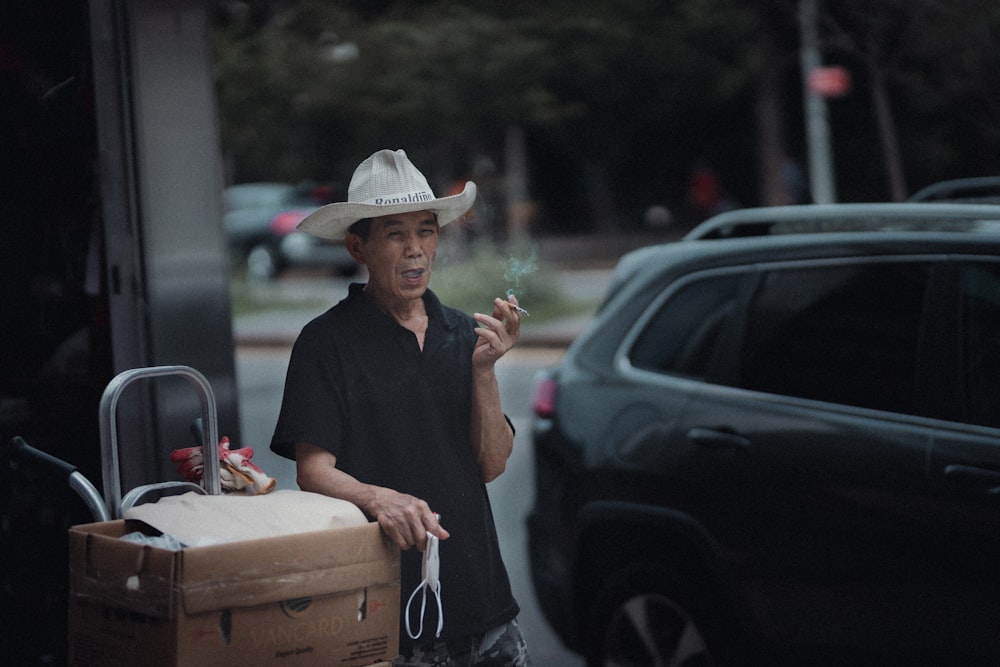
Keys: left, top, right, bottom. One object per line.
{"left": 405, "top": 532, "right": 443, "bottom": 640}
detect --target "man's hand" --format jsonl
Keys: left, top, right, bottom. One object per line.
{"left": 368, "top": 488, "right": 450, "bottom": 551}
{"left": 472, "top": 294, "right": 522, "bottom": 368}
{"left": 295, "top": 442, "right": 448, "bottom": 551}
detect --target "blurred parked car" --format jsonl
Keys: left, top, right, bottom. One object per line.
{"left": 528, "top": 203, "right": 1000, "bottom": 666}
{"left": 223, "top": 182, "right": 357, "bottom": 281}
{"left": 908, "top": 175, "right": 1000, "bottom": 204}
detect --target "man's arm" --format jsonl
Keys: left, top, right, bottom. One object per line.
{"left": 471, "top": 296, "right": 522, "bottom": 482}
{"left": 470, "top": 365, "right": 514, "bottom": 482}
{"left": 295, "top": 442, "right": 448, "bottom": 550}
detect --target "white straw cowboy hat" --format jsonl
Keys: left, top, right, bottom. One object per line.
{"left": 297, "top": 149, "right": 477, "bottom": 240}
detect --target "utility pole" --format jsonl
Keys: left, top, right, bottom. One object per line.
{"left": 799, "top": 0, "right": 837, "bottom": 203}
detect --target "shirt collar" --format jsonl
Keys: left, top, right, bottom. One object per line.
{"left": 347, "top": 282, "right": 460, "bottom": 333}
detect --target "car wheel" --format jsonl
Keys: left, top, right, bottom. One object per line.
{"left": 588, "top": 565, "right": 721, "bottom": 667}
{"left": 246, "top": 244, "right": 280, "bottom": 282}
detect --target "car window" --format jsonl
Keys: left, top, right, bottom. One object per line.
{"left": 629, "top": 274, "right": 744, "bottom": 379}
{"left": 739, "top": 262, "right": 930, "bottom": 414}
{"left": 630, "top": 261, "right": 936, "bottom": 416}
{"left": 960, "top": 262, "right": 1000, "bottom": 428}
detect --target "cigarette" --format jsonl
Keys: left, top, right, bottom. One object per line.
{"left": 505, "top": 290, "right": 529, "bottom": 316}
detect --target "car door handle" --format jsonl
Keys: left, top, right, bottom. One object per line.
{"left": 687, "top": 427, "right": 751, "bottom": 452}
{"left": 943, "top": 464, "right": 1000, "bottom": 494}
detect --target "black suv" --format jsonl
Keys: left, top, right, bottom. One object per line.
{"left": 528, "top": 203, "right": 1000, "bottom": 666}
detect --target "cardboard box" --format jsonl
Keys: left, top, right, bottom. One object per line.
{"left": 68, "top": 519, "right": 400, "bottom": 666}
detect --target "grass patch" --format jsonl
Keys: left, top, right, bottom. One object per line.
{"left": 228, "top": 240, "right": 600, "bottom": 322}
{"left": 228, "top": 272, "right": 332, "bottom": 317}
{"left": 431, "top": 240, "right": 594, "bottom": 322}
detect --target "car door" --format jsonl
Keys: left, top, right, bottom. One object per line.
{"left": 923, "top": 259, "right": 1000, "bottom": 657}
{"left": 635, "top": 258, "right": 954, "bottom": 657}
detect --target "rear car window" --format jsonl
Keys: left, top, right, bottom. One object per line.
{"left": 629, "top": 262, "right": 933, "bottom": 416}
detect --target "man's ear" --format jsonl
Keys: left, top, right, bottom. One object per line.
{"left": 345, "top": 233, "right": 365, "bottom": 263}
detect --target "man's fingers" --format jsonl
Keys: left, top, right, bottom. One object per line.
{"left": 379, "top": 516, "right": 414, "bottom": 550}
{"left": 374, "top": 495, "right": 449, "bottom": 550}
{"left": 474, "top": 312, "right": 516, "bottom": 348}
{"left": 421, "top": 513, "right": 451, "bottom": 543}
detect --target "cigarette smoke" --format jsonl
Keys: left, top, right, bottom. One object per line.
{"left": 502, "top": 246, "right": 538, "bottom": 295}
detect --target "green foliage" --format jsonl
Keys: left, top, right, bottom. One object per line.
{"left": 228, "top": 239, "right": 595, "bottom": 323}
{"left": 211, "top": 0, "right": 1000, "bottom": 221}
{"left": 821, "top": 0, "right": 1000, "bottom": 194}
{"left": 211, "top": 0, "right": 762, "bottom": 207}
{"left": 430, "top": 240, "right": 584, "bottom": 321}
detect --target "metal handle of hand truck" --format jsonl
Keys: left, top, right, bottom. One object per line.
{"left": 99, "top": 365, "right": 221, "bottom": 519}
{"left": 6, "top": 436, "right": 111, "bottom": 523}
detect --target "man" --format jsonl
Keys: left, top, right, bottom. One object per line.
{"left": 270, "top": 149, "right": 529, "bottom": 666}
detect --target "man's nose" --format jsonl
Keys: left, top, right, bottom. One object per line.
{"left": 404, "top": 234, "right": 424, "bottom": 256}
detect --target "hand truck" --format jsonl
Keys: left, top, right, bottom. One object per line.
{"left": 6, "top": 364, "right": 222, "bottom": 522}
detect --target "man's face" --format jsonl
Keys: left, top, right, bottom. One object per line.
{"left": 347, "top": 210, "right": 440, "bottom": 304}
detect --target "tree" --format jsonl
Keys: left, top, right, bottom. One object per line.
{"left": 823, "top": 0, "right": 1000, "bottom": 199}
{"left": 210, "top": 0, "right": 1000, "bottom": 231}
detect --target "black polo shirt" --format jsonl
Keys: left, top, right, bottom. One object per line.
{"left": 271, "top": 283, "right": 519, "bottom": 645}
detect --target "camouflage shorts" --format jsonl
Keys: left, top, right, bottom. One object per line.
{"left": 393, "top": 619, "right": 531, "bottom": 666}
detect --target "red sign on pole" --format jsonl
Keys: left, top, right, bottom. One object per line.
{"left": 808, "top": 66, "right": 851, "bottom": 98}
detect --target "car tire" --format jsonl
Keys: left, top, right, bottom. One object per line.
{"left": 246, "top": 244, "right": 280, "bottom": 282}
{"left": 586, "top": 564, "right": 730, "bottom": 667}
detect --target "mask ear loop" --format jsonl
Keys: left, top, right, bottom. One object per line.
{"left": 405, "top": 532, "right": 443, "bottom": 640}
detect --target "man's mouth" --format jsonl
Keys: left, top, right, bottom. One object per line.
{"left": 402, "top": 268, "right": 425, "bottom": 280}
